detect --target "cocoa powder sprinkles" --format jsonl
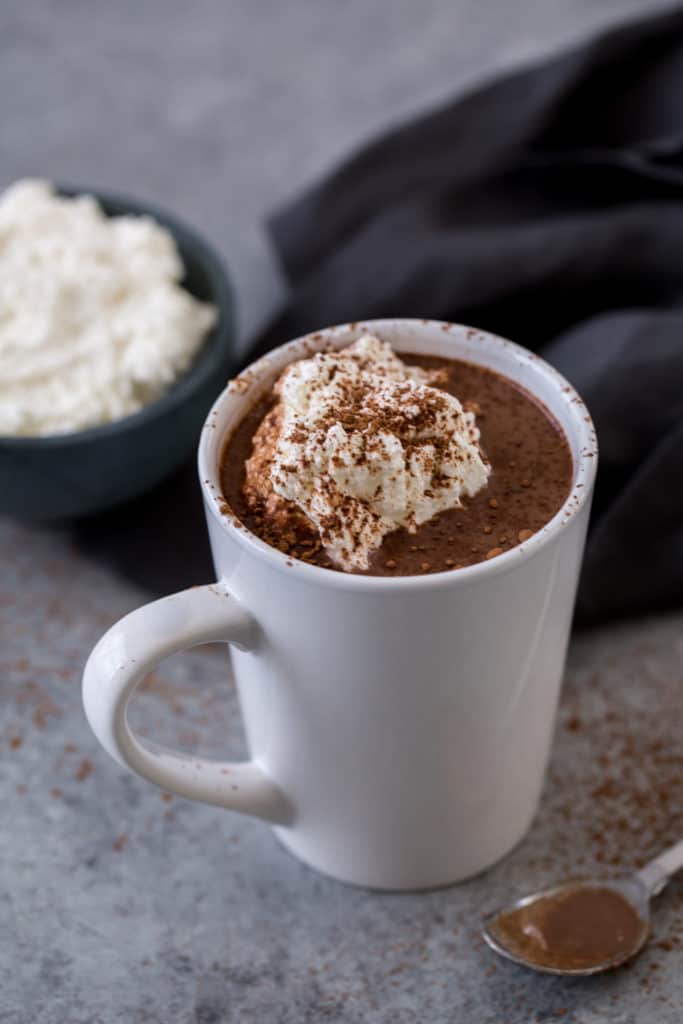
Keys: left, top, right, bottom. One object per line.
{"left": 220, "top": 350, "right": 572, "bottom": 575}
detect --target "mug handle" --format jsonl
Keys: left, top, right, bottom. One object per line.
{"left": 82, "top": 582, "right": 290, "bottom": 824}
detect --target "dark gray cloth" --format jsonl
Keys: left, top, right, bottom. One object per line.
{"left": 249, "top": 6, "right": 683, "bottom": 621}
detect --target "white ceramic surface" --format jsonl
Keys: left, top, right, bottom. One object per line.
{"left": 82, "top": 319, "right": 597, "bottom": 890}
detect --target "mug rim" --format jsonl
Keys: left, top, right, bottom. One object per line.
{"left": 198, "top": 319, "right": 598, "bottom": 592}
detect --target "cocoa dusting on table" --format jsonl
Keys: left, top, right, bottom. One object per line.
{"left": 220, "top": 353, "right": 572, "bottom": 575}
{"left": 75, "top": 758, "right": 94, "bottom": 781}
{"left": 491, "top": 885, "right": 647, "bottom": 971}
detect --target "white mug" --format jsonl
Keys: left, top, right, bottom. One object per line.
{"left": 82, "top": 319, "right": 597, "bottom": 890}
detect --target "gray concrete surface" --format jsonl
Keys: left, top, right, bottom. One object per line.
{"left": 2, "top": 2, "right": 683, "bottom": 1022}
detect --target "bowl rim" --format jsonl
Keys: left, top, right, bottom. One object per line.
{"left": 0, "top": 183, "right": 235, "bottom": 448}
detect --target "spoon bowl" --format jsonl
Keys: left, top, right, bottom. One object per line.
{"left": 483, "top": 877, "right": 651, "bottom": 976}
{"left": 483, "top": 836, "right": 683, "bottom": 976}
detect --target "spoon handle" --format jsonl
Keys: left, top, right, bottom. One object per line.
{"left": 637, "top": 838, "right": 683, "bottom": 896}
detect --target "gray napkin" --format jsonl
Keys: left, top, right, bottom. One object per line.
{"left": 249, "top": 7, "right": 683, "bottom": 620}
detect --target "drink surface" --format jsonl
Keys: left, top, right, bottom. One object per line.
{"left": 220, "top": 352, "right": 573, "bottom": 576}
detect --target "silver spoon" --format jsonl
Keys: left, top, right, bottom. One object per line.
{"left": 483, "top": 837, "right": 683, "bottom": 975}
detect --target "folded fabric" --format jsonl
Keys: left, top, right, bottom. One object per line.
{"left": 248, "top": 6, "right": 683, "bottom": 621}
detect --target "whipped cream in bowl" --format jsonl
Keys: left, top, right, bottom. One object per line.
{"left": 0, "top": 179, "right": 217, "bottom": 437}
{"left": 243, "top": 335, "right": 491, "bottom": 571}
{"left": 0, "top": 182, "right": 234, "bottom": 520}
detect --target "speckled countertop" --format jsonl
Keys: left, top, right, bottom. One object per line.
{"left": 2, "top": 3, "right": 682, "bottom": 1021}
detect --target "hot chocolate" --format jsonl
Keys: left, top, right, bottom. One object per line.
{"left": 220, "top": 336, "right": 573, "bottom": 575}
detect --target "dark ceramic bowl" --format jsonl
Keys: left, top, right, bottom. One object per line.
{"left": 0, "top": 187, "right": 236, "bottom": 521}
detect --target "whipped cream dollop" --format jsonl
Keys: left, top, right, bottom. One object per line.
{"left": 261, "top": 334, "right": 490, "bottom": 570}
{"left": 0, "top": 179, "right": 216, "bottom": 436}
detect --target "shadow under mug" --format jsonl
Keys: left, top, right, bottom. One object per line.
{"left": 83, "top": 319, "right": 597, "bottom": 890}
